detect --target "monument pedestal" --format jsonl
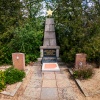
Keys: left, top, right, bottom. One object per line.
{"left": 38, "top": 46, "right": 60, "bottom": 62}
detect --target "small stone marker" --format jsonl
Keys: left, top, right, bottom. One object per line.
{"left": 12, "top": 53, "right": 25, "bottom": 70}
{"left": 75, "top": 53, "right": 87, "bottom": 68}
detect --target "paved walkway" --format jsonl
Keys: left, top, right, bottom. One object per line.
{"left": 18, "top": 63, "right": 78, "bottom": 100}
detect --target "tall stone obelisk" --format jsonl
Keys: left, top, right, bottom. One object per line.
{"left": 38, "top": 10, "right": 60, "bottom": 62}
{"left": 43, "top": 18, "right": 56, "bottom": 46}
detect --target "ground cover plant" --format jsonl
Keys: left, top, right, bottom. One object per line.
{"left": 0, "top": 67, "right": 25, "bottom": 91}
{"left": 5, "top": 67, "right": 26, "bottom": 84}
{"left": 73, "top": 66, "right": 94, "bottom": 80}
{"left": 0, "top": 71, "right": 6, "bottom": 91}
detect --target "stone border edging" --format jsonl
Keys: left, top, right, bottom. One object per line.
{"left": 1, "top": 82, "right": 22, "bottom": 96}
{"left": 68, "top": 68, "right": 90, "bottom": 97}
{"left": 0, "top": 67, "right": 30, "bottom": 96}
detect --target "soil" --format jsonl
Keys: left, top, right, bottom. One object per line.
{"left": 67, "top": 68, "right": 100, "bottom": 100}
{"left": 81, "top": 68, "right": 100, "bottom": 95}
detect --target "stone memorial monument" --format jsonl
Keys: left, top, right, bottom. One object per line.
{"left": 38, "top": 10, "right": 60, "bottom": 62}
{"left": 12, "top": 53, "right": 25, "bottom": 70}
{"left": 38, "top": 9, "right": 60, "bottom": 71}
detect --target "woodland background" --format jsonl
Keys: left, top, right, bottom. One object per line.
{"left": 0, "top": 0, "right": 100, "bottom": 66}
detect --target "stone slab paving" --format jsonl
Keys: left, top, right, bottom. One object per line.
{"left": 43, "top": 73, "right": 55, "bottom": 79}
{"left": 23, "top": 87, "right": 41, "bottom": 99}
{"left": 28, "top": 79, "right": 42, "bottom": 88}
{"left": 41, "top": 88, "right": 59, "bottom": 100}
{"left": 19, "top": 65, "right": 78, "bottom": 100}
{"left": 42, "top": 80, "right": 57, "bottom": 88}
{"left": 56, "top": 79, "right": 71, "bottom": 88}
{"left": 56, "top": 73, "right": 67, "bottom": 80}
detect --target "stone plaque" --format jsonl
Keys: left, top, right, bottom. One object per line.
{"left": 12, "top": 53, "right": 25, "bottom": 70}
{"left": 75, "top": 53, "right": 87, "bottom": 68}
{"left": 43, "top": 49, "right": 56, "bottom": 57}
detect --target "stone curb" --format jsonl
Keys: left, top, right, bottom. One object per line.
{"left": 1, "top": 82, "right": 22, "bottom": 96}
{"left": 0, "top": 67, "right": 30, "bottom": 96}
{"left": 68, "top": 68, "right": 90, "bottom": 97}
{"left": 68, "top": 68, "right": 100, "bottom": 97}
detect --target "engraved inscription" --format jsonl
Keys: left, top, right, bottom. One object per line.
{"left": 43, "top": 49, "right": 56, "bottom": 57}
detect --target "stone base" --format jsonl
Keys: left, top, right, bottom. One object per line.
{"left": 42, "top": 63, "right": 60, "bottom": 72}
{"left": 37, "top": 57, "right": 61, "bottom": 62}
{"left": 37, "top": 58, "right": 42, "bottom": 61}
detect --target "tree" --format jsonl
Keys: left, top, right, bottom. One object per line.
{"left": 53, "top": 0, "right": 100, "bottom": 66}
{"left": 0, "top": 0, "right": 24, "bottom": 64}
{"left": 0, "top": 0, "right": 46, "bottom": 64}
{"left": 54, "top": 0, "right": 84, "bottom": 62}
{"left": 22, "top": 0, "right": 43, "bottom": 18}
{"left": 9, "top": 19, "right": 43, "bottom": 63}
{"left": 8, "top": 0, "right": 45, "bottom": 64}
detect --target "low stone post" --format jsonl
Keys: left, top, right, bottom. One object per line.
{"left": 75, "top": 53, "right": 87, "bottom": 68}
{"left": 12, "top": 53, "right": 25, "bottom": 70}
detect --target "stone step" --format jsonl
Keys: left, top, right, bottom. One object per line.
{"left": 42, "top": 57, "right": 57, "bottom": 63}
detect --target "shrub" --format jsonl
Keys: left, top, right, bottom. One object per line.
{"left": 73, "top": 67, "right": 94, "bottom": 80}
{"left": 5, "top": 67, "right": 26, "bottom": 84}
{"left": 25, "top": 54, "right": 38, "bottom": 64}
{"left": 0, "top": 71, "right": 6, "bottom": 91}
{"left": 8, "top": 23, "right": 43, "bottom": 65}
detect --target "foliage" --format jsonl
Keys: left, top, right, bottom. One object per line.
{"left": 0, "top": 0, "right": 23, "bottom": 44}
{"left": 73, "top": 67, "right": 94, "bottom": 80}
{"left": 82, "top": 17, "right": 100, "bottom": 66}
{"left": 44, "top": 0, "right": 57, "bottom": 11}
{"left": 0, "top": 67, "right": 26, "bottom": 91}
{"left": 0, "top": 71, "right": 6, "bottom": 91}
{"left": 0, "top": 46, "right": 13, "bottom": 65}
{"left": 22, "top": 0, "right": 43, "bottom": 18}
{"left": 0, "top": 0, "right": 44, "bottom": 65}
{"left": 54, "top": 0, "right": 100, "bottom": 65}
{"left": 0, "top": 0, "right": 100, "bottom": 66}
{"left": 9, "top": 19, "right": 43, "bottom": 64}
{"left": 54, "top": 0, "right": 84, "bottom": 62}
{"left": 0, "top": 0, "right": 24, "bottom": 65}
{"left": 5, "top": 67, "right": 25, "bottom": 84}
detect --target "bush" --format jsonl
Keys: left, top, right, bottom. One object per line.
{"left": 0, "top": 71, "right": 6, "bottom": 91}
{"left": 5, "top": 67, "right": 26, "bottom": 84}
{"left": 25, "top": 54, "right": 38, "bottom": 64}
{"left": 8, "top": 23, "right": 43, "bottom": 65}
{"left": 73, "top": 67, "right": 94, "bottom": 80}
